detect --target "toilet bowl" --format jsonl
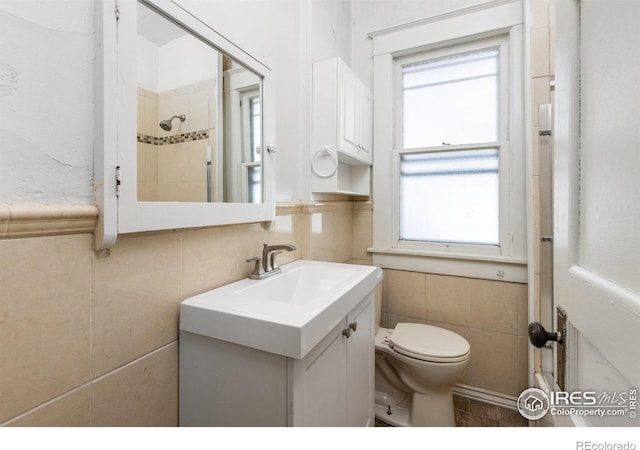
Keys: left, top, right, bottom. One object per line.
{"left": 374, "top": 323, "right": 470, "bottom": 427}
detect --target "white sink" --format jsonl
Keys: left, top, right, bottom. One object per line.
{"left": 180, "top": 260, "right": 382, "bottom": 359}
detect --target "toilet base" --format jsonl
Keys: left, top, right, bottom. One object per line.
{"left": 410, "top": 387, "right": 456, "bottom": 426}
{"left": 374, "top": 387, "right": 456, "bottom": 427}
{"left": 374, "top": 403, "right": 410, "bottom": 427}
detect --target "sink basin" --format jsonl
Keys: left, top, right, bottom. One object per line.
{"left": 180, "top": 260, "right": 382, "bottom": 359}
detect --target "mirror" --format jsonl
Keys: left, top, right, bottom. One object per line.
{"left": 136, "top": 2, "right": 262, "bottom": 203}
{"left": 94, "top": 0, "right": 275, "bottom": 248}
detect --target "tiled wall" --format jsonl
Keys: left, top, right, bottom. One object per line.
{"left": 352, "top": 3, "right": 558, "bottom": 402}
{"left": 0, "top": 204, "right": 353, "bottom": 426}
{"left": 352, "top": 202, "right": 528, "bottom": 398}
{"left": 530, "top": 0, "right": 556, "bottom": 375}
{"left": 381, "top": 270, "right": 529, "bottom": 397}
{"left": 360, "top": 217, "right": 534, "bottom": 384}
{"left": 137, "top": 80, "right": 218, "bottom": 202}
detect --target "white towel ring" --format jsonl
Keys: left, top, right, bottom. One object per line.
{"left": 311, "top": 147, "right": 338, "bottom": 178}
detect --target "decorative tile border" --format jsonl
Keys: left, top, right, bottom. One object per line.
{"left": 137, "top": 130, "right": 210, "bottom": 146}
{"left": 0, "top": 201, "right": 359, "bottom": 240}
{"left": 0, "top": 205, "right": 99, "bottom": 239}
{"left": 276, "top": 201, "right": 357, "bottom": 215}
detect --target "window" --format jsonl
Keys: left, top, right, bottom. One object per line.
{"left": 246, "top": 95, "right": 261, "bottom": 203}
{"left": 369, "top": 1, "right": 527, "bottom": 281}
{"left": 402, "top": 48, "right": 499, "bottom": 148}
{"left": 399, "top": 148, "right": 499, "bottom": 245}
{"left": 397, "top": 42, "right": 505, "bottom": 250}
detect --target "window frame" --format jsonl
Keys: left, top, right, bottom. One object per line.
{"left": 392, "top": 36, "right": 510, "bottom": 256}
{"left": 369, "top": 1, "right": 528, "bottom": 282}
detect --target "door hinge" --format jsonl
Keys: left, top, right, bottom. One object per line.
{"left": 541, "top": 236, "right": 553, "bottom": 242}
{"left": 116, "top": 165, "right": 121, "bottom": 197}
{"left": 114, "top": 0, "right": 121, "bottom": 21}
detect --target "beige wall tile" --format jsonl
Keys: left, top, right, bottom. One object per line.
{"left": 531, "top": 27, "right": 550, "bottom": 78}
{"left": 92, "top": 233, "right": 182, "bottom": 377}
{"left": 531, "top": 0, "right": 553, "bottom": 29}
{"left": 350, "top": 258, "right": 373, "bottom": 266}
{"left": 236, "top": 216, "right": 305, "bottom": 279}
{"left": 0, "top": 235, "right": 91, "bottom": 423}
{"left": 469, "top": 279, "right": 525, "bottom": 335}
{"left": 516, "top": 285, "right": 530, "bottom": 337}
{"left": 92, "top": 343, "right": 178, "bottom": 427}
{"left": 426, "top": 274, "right": 470, "bottom": 326}
{"left": 386, "top": 313, "right": 426, "bottom": 330}
{"left": 466, "top": 329, "right": 519, "bottom": 396}
{"left": 352, "top": 208, "right": 372, "bottom": 260}
{"left": 188, "top": 89, "right": 209, "bottom": 132}
{"left": 307, "top": 210, "right": 353, "bottom": 263}
{"left": 425, "top": 321, "right": 470, "bottom": 342}
{"left": 531, "top": 76, "right": 551, "bottom": 127}
{"left": 182, "top": 225, "right": 239, "bottom": 298}
{"left": 549, "top": 4, "right": 556, "bottom": 76}
{"left": 4, "top": 386, "right": 90, "bottom": 427}
{"left": 517, "top": 336, "right": 530, "bottom": 394}
{"left": 387, "top": 270, "right": 426, "bottom": 319}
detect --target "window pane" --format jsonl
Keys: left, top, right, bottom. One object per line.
{"left": 249, "top": 96, "right": 261, "bottom": 162}
{"left": 402, "top": 48, "right": 498, "bottom": 148}
{"left": 399, "top": 149, "right": 499, "bottom": 245}
{"left": 248, "top": 165, "right": 261, "bottom": 203}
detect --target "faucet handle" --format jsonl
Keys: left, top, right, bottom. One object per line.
{"left": 246, "top": 256, "right": 265, "bottom": 279}
{"left": 269, "top": 250, "right": 285, "bottom": 271}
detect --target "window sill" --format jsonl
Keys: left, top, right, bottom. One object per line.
{"left": 368, "top": 247, "right": 528, "bottom": 283}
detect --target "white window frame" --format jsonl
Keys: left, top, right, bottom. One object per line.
{"left": 369, "top": 1, "right": 529, "bottom": 282}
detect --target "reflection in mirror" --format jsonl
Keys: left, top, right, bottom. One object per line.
{"left": 136, "top": 2, "right": 262, "bottom": 203}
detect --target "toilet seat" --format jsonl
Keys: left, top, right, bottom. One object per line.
{"left": 389, "top": 323, "right": 470, "bottom": 363}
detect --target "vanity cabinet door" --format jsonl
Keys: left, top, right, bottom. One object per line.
{"left": 289, "top": 294, "right": 375, "bottom": 427}
{"left": 346, "top": 293, "right": 375, "bottom": 426}
{"left": 289, "top": 321, "right": 347, "bottom": 426}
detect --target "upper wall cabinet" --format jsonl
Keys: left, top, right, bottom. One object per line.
{"left": 311, "top": 58, "right": 373, "bottom": 197}
{"left": 94, "top": 0, "right": 275, "bottom": 251}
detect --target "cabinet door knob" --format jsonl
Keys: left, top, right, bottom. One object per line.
{"left": 349, "top": 322, "right": 357, "bottom": 332}
{"left": 342, "top": 328, "right": 351, "bottom": 338}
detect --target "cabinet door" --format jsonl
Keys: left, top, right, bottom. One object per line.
{"left": 346, "top": 294, "right": 375, "bottom": 426}
{"left": 339, "top": 68, "right": 359, "bottom": 159}
{"left": 358, "top": 88, "right": 373, "bottom": 165}
{"left": 290, "top": 322, "right": 347, "bottom": 426}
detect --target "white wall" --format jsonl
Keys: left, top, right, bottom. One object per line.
{"left": 1, "top": 0, "right": 497, "bottom": 205}
{"left": 0, "top": 0, "right": 353, "bottom": 205}
{"left": 0, "top": 0, "right": 94, "bottom": 205}
{"left": 350, "top": 0, "right": 493, "bottom": 88}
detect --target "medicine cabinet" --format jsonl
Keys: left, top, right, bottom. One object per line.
{"left": 94, "top": 0, "right": 275, "bottom": 251}
{"left": 311, "top": 57, "right": 373, "bottom": 197}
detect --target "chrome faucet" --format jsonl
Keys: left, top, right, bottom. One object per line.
{"left": 246, "top": 243, "right": 296, "bottom": 280}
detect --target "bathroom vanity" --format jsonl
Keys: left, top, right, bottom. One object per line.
{"left": 179, "top": 260, "right": 382, "bottom": 426}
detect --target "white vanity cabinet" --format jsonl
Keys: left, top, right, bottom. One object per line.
{"left": 179, "top": 291, "right": 375, "bottom": 427}
{"left": 311, "top": 57, "right": 373, "bottom": 196}
{"left": 289, "top": 294, "right": 374, "bottom": 426}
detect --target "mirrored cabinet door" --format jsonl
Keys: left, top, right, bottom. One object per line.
{"left": 94, "top": 0, "right": 275, "bottom": 250}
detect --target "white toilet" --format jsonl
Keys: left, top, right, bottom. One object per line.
{"left": 374, "top": 322, "right": 470, "bottom": 427}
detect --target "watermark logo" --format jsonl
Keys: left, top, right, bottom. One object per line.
{"left": 517, "top": 388, "right": 550, "bottom": 420}
{"left": 517, "top": 387, "right": 638, "bottom": 420}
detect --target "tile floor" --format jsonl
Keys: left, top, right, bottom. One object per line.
{"left": 374, "top": 395, "right": 528, "bottom": 427}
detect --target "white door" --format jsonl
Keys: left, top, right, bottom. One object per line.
{"left": 553, "top": 0, "right": 640, "bottom": 426}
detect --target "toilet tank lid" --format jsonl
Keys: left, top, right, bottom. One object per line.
{"left": 390, "top": 323, "right": 470, "bottom": 361}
